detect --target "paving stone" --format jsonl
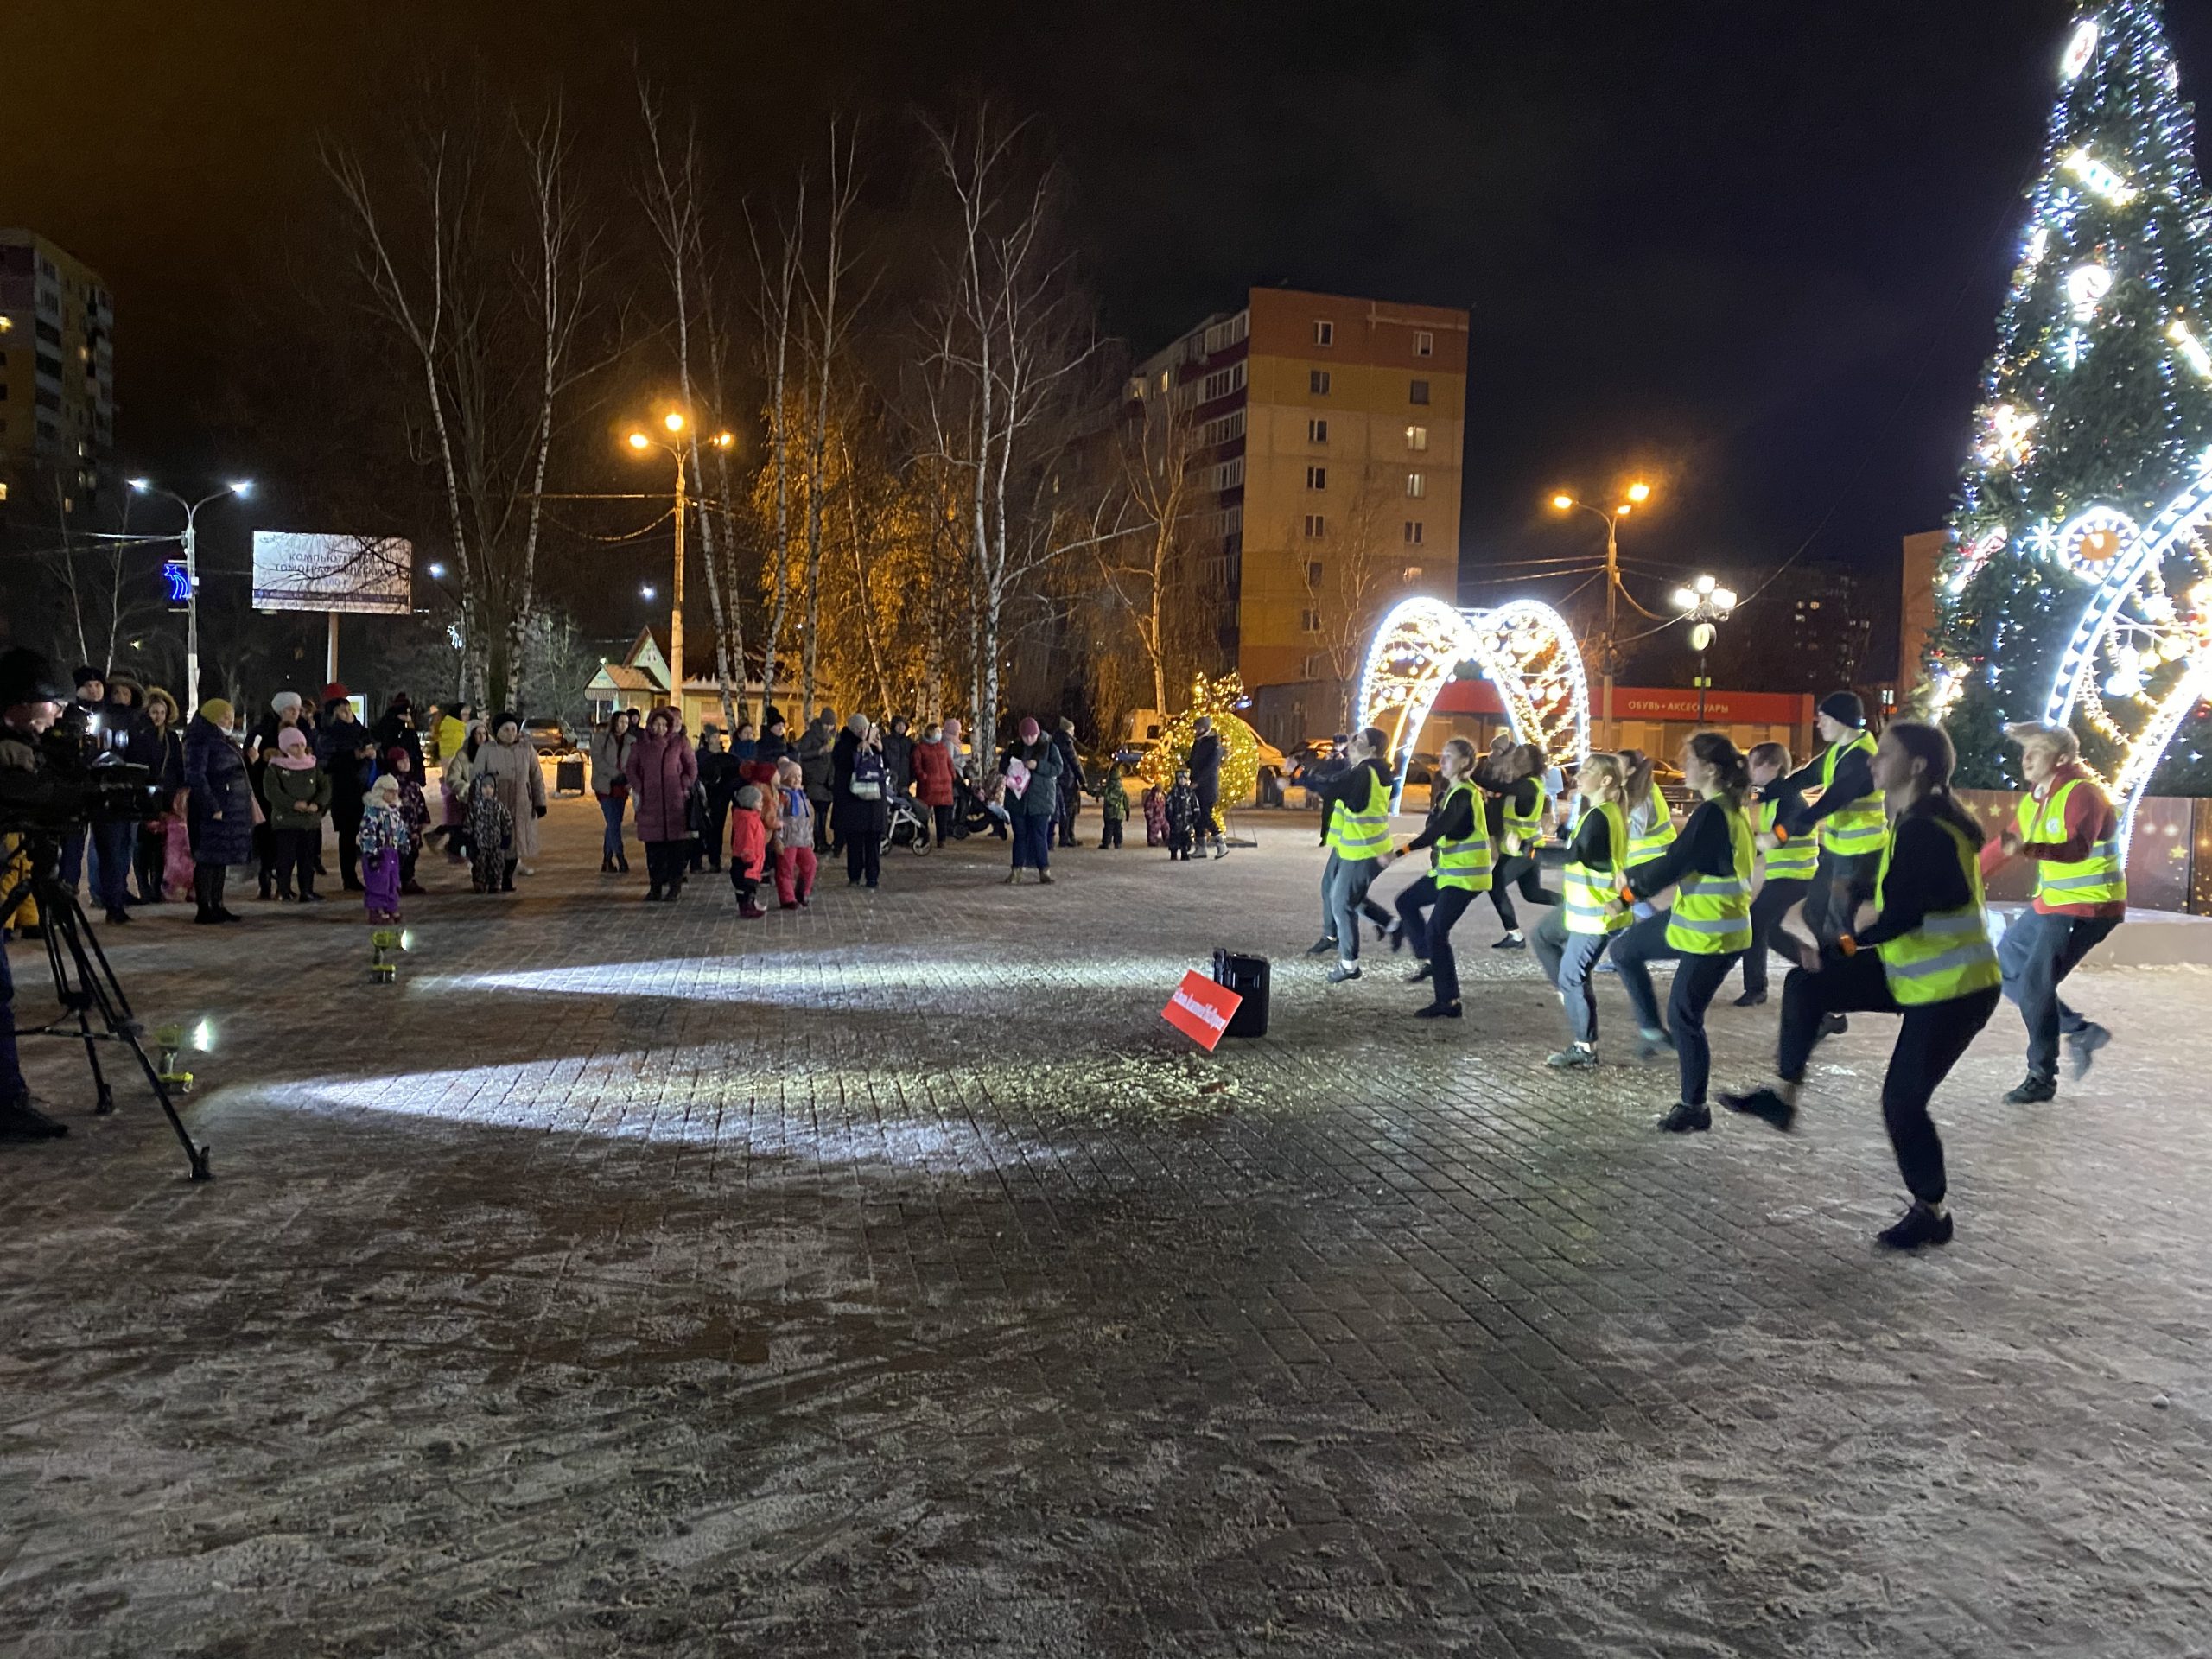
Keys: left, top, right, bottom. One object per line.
{"left": 1, "top": 800, "right": 2209, "bottom": 1656}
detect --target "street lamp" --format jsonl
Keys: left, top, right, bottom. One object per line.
{"left": 622, "top": 416, "right": 736, "bottom": 712}
{"left": 129, "top": 477, "right": 252, "bottom": 709}
{"left": 1670, "top": 573, "right": 1738, "bottom": 723}
{"left": 1549, "top": 480, "right": 1654, "bottom": 748}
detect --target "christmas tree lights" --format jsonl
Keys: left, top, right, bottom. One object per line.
{"left": 1933, "top": 1, "right": 2212, "bottom": 797}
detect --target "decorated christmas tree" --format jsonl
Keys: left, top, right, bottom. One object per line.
{"left": 1936, "top": 2, "right": 2212, "bottom": 789}
{"left": 1140, "top": 673, "right": 1262, "bottom": 805}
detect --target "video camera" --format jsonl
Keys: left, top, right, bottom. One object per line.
{"left": 0, "top": 723, "right": 165, "bottom": 836}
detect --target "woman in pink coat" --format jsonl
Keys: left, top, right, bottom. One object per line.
{"left": 623, "top": 706, "right": 698, "bottom": 901}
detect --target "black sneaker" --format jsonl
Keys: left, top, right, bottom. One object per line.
{"left": 1732, "top": 988, "right": 1767, "bottom": 1008}
{"left": 1406, "top": 962, "right": 1433, "bottom": 982}
{"left": 2004, "top": 1074, "right": 2057, "bottom": 1104}
{"left": 1819, "top": 1013, "right": 1849, "bottom": 1038}
{"left": 1722, "top": 1086, "right": 1796, "bottom": 1132}
{"left": 1384, "top": 919, "right": 1406, "bottom": 953}
{"left": 1492, "top": 934, "right": 1525, "bottom": 951}
{"left": 1655, "top": 1101, "right": 1711, "bottom": 1133}
{"left": 1304, "top": 937, "right": 1338, "bottom": 957}
{"left": 105, "top": 907, "right": 130, "bottom": 925}
{"left": 1325, "top": 963, "right": 1362, "bottom": 983}
{"left": 0, "top": 1094, "right": 68, "bottom": 1141}
{"left": 2067, "top": 1022, "right": 2111, "bottom": 1081}
{"left": 1876, "top": 1201, "right": 1953, "bottom": 1251}
{"left": 1413, "top": 1001, "right": 1461, "bottom": 1019}
{"left": 1636, "top": 1031, "right": 1676, "bottom": 1062}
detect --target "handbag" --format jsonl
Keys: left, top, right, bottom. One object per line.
{"left": 849, "top": 777, "right": 883, "bottom": 801}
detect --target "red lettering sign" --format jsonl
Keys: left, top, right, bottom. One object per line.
{"left": 1162, "top": 969, "right": 1242, "bottom": 1051}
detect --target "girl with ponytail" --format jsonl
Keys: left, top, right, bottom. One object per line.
{"left": 1720, "top": 718, "right": 2002, "bottom": 1251}
{"left": 1609, "top": 731, "right": 1760, "bottom": 1131}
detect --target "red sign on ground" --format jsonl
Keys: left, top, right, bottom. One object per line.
{"left": 1162, "top": 969, "right": 1242, "bottom": 1051}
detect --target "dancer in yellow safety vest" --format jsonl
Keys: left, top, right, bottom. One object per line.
{"left": 1529, "top": 753, "right": 1631, "bottom": 1069}
{"left": 1760, "top": 690, "right": 1885, "bottom": 949}
{"left": 1720, "top": 721, "right": 2002, "bottom": 1252}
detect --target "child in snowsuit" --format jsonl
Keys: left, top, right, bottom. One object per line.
{"left": 1096, "top": 767, "right": 1128, "bottom": 849}
{"left": 359, "top": 773, "right": 409, "bottom": 921}
{"left": 1166, "top": 769, "right": 1201, "bottom": 861}
{"left": 1142, "top": 784, "right": 1168, "bottom": 848}
{"left": 730, "top": 783, "right": 769, "bottom": 918}
{"left": 468, "top": 768, "right": 515, "bottom": 893}
{"left": 774, "top": 758, "right": 817, "bottom": 909}
{"left": 385, "top": 745, "right": 431, "bottom": 895}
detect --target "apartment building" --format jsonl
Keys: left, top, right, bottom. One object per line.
{"left": 1127, "top": 286, "right": 1467, "bottom": 741}
{"left": 0, "top": 230, "right": 116, "bottom": 512}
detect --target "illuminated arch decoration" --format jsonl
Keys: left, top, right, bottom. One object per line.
{"left": 1355, "top": 597, "right": 1591, "bottom": 799}
{"left": 2044, "top": 465, "right": 2212, "bottom": 855}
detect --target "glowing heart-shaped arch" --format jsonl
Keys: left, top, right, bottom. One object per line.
{"left": 1355, "top": 597, "right": 1591, "bottom": 799}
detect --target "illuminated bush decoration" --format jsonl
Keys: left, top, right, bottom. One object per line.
{"left": 1141, "top": 673, "right": 1260, "bottom": 804}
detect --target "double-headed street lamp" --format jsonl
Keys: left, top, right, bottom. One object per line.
{"left": 1549, "top": 479, "right": 1652, "bottom": 749}
{"left": 128, "top": 477, "right": 252, "bottom": 710}
{"left": 622, "top": 411, "right": 733, "bottom": 709}
{"left": 1670, "top": 573, "right": 1738, "bottom": 723}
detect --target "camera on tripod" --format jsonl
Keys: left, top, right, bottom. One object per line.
{"left": 0, "top": 725, "right": 165, "bottom": 837}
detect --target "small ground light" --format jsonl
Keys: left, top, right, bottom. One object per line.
{"left": 370, "top": 928, "right": 410, "bottom": 984}
{"left": 153, "top": 1020, "right": 214, "bottom": 1093}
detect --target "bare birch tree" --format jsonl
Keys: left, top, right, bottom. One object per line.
{"left": 746, "top": 185, "right": 804, "bottom": 721}
{"left": 326, "top": 91, "right": 603, "bottom": 713}
{"left": 1300, "top": 469, "right": 1400, "bottom": 728}
{"left": 916, "top": 107, "right": 1103, "bottom": 770}
{"left": 797, "top": 121, "right": 864, "bottom": 719}
{"left": 1097, "top": 384, "right": 1205, "bottom": 718}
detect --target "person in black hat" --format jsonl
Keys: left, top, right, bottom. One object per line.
{"left": 1760, "top": 690, "right": 1887, "bottom": 954}
{"left": 0, "top": 648, "right": 74, "bottom": 1139}
{"left": 55, "top": 665, "right": 110, "bottom": 900}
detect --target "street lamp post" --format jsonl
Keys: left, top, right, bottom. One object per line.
{"left": 1549, "top": 480, "right": 1650, "bottom": 750}
{"left": 624, "top": 413, "right": 734, "bottom": 720}
{"left": 129, "top": 477, "right": 252, "bottom": 711}
{"left": 1669, "top": 574, "right": 1738, "bottom": 724}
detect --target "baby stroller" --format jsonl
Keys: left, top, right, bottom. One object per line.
{"left": 883, "top": 790, "right": 933, "bottom": 855}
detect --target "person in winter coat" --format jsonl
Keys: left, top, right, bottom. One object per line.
{"left": 247, "top": 691, "right": 307, "bottom": 898}
{"left": 478, "top": 712, "right": 549, "bottom": 874}
{"left": 1052, "top": 716, "right": 1085, "bottom": 849}
{"left": 624, "top": 706, "right": 698, "bottom": 901}
{"left": 695, "top": 728, "right": 739, "bottom": 874}
{"left": 912, "top": 722, "right": 958, "bottom": 845}
{"left": 798, "top": 709, "right": 837, "bottom": 855}
{"left": 773, "top": 758, "right": 818, "bottom": 908}
{"left": 184, "top": 700, "right": 254, "bottom": 924}
{"left": 385, "top": 746, "right": 432, "bottom": 893}
{"left": 1185, "top": 715, "right": 1225, "bottom": 858}
{"left": 590, "top": 709, "right": 638, "bottom": 873}
{"left": 842, "top": 721, "right": 889, "bottom": 889}
{"left": 1004, "top": 717, "right": 1063, "bottom": 884}
{"left": 1096, "top": 766, "right": 1129, "bottom": 849}
{"left": 467, "top": 766, "right": 516, "bottom": 893}
{"left": 319, "top": 696, "right": 378, "bottom": 891}
{"left": 372, "top": 694, "right": 424, "bottom": 779}
{"left": 441, "top": 720, "right": 484, "bottom": 864}
{"left": 1142, "top": 782, "right": 1169, "bottom": 848}
{"left": 130, "top": 685, "right": 188, "bottom": 903}
{"left": 755, "top": 712, "right": 792, "bottom": 772}
{"left": 729, "top": 783, "right": 770, "bottom": 918}
{"left": 1165, "top": 769, "right": 1200, "bottom": 860}
{"left": 830, "top": 713, "right": 867, "bottom": 851}
{"left": 259, "top": 725, "right": 331, "bottom": 901}
{"left": 429, "top": 704, "right": 467, "bottom": 767}
{"left": 359, "top": 773, "right": 409, "bottom": 922}
{"left": 880, "top": 716, "right": 917, "bottom": 802}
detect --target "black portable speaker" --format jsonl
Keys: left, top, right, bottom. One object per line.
{"left": 1211, "top": 948, "right": 1271, "bottom": 1039}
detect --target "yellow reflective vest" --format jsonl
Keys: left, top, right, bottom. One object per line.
{"left": 1818, "top": 731, "right": 1885, "bottom": 857}
{"left": 1325, "top": 768, "right": 1391, "bottom": 862}
{"left": 1433, "top": 780, "right": 1494, "bottom": 893}
{"left": 1563, "top": 802, "right": 1630, "bottom": 935}
{"left": 2015, "top": 779, "right": 2126, "bottom": 909}
{"left": 1872, "top": 814, "right": 2002, "bottom": 1005}
{"left": 1664, "top": 800, "right": 1755, "bottom": 955}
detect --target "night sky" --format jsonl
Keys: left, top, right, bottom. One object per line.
{"left": 10, "top": 0, "right": 2211, "bottom": 611}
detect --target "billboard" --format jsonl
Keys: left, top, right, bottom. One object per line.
{"left": 251, "top": 531, "right": 413, "bottom": 615}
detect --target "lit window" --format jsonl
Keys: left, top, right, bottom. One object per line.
{"left": 1406, "top": 472, "right": 1426, "bottom": 499}
{"left": 1402, "top": 566, "right": 1424, "bottom": 582}
{"left": 1414, "top": 330, "right": 1433, "bottom": 358}
{"left": 1313, "top": 320, "right": 1334, "bottom": 346}
{"left": 1310, "top": 369, "right": 1332, "bottom": 395}
{"left": 1403, "top": 521, "right": 1424, "bottom": 544}
{"left": 1306, "top": 465, "right": 1327, "bottom": 491}
{"left": 1405, "top": 424, "right": 1427, "bottom": 452}
{"left": 1303, "top": 513, "right": 1326, "bottom": 538}
{"left": 1308, "top": 417, "right": 1329, "bottom": 442}
{"left": 1409, "top": 378, "right": 1431, "bottom": 406}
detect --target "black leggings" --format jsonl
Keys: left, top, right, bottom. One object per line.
{"left": 1487, "top": 853, "right": 1554, "bottom": 931}
{"left": 193, "top": 861, "right": 227, "bottom": 917}
{"left": 1778, "top": 950, "right": 1999, "bottom": 1205}
{"left": 1738, "top": 875, "right": 1811, "bottom": 995}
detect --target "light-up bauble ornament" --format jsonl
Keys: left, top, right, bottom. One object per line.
{"left": 2079, "top": 528, "right": 2123, "bottom": 563}
{"left": 2061, "top": 18, "right": 2099, "bottom": 81}
{"left": 2068, "top": 263, "right": 2113, "bottom": 321}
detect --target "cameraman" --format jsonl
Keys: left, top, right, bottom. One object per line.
{"left": 0, "top": 648, "right": 73, "bottom": 1139}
